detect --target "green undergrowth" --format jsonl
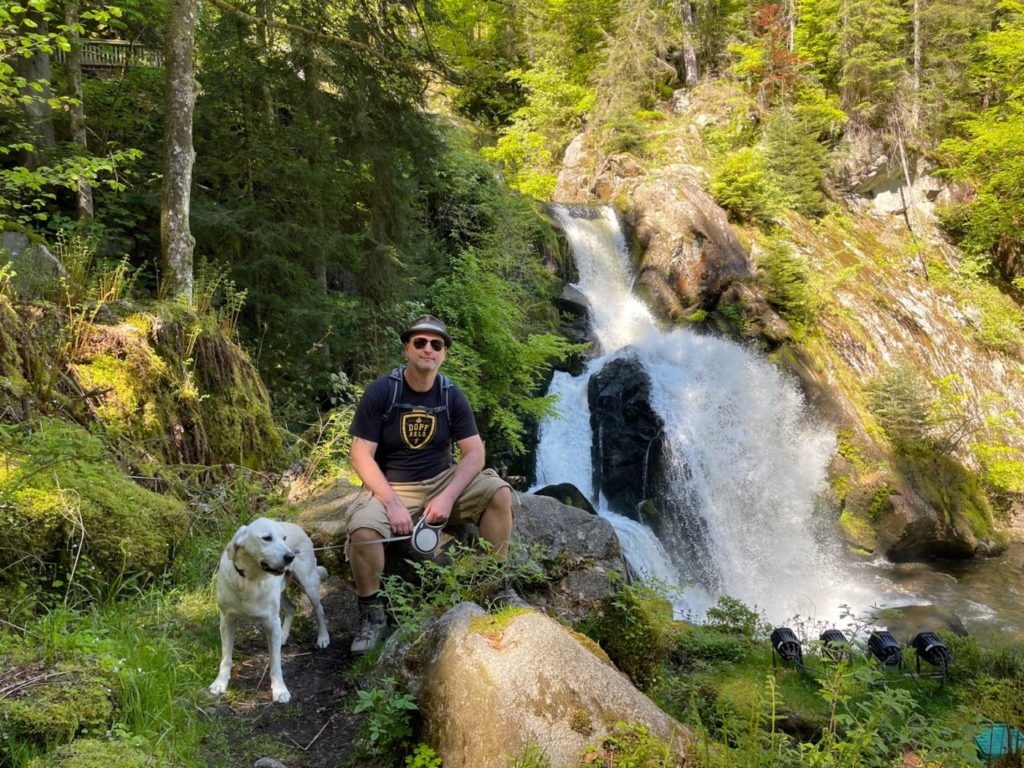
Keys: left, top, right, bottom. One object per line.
{"left": 579, "top": 584, "right": 1024, "bottom": 768}
{"left": 0, "top": 473, "right": 281, "bottom": 768}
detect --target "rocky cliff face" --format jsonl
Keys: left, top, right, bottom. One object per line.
{"left": 552, "top": 84, "right": 1024, "bottom": 562}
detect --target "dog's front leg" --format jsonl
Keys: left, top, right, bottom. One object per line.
{"left": 209, "top": 614, "right": 236, "bottom": 695}
{"left": 265, "top": 617, "right": 290, "bottom": 703}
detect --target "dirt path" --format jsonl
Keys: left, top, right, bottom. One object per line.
{"left": 203, "top": 578, "right": 367, "bottom": 768}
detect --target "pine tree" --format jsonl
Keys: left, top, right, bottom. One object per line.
{"left": 762, "top": 107, "right": 829, "bottom": 216}
{"left": 838, "top": 0, "right": 910, "bottom": 124}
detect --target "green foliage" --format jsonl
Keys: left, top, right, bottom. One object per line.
{"left": 578, "top": 579, "right": 675, "bottom": 692}
{"left": 380, "top": 541, "right": 545, "bottom": 631}
{"left": 352, "top": 678, "right": 419, "bottom": 766}
{"left": 24, "top": 736, "right": 155, "bottom": 768}
{"left": 405, "top": 742, "right": 443, "bottom": 768}
{"left": 837, "top": 0, "right": 909, "bottom": 124}
{"left": 937, "top": 1, "right": 1024, "bottom": 280}
{"left": 761, "top": 108, "right": 829, "bottom": 217}
{"left": 504, "top": 744, "right": 551, "bottom": 768}
{"left": 0, "top": 1, "right": 142, "bottom": 225}
{"left": 794, "top": 0, "right": 842, "bottom": 89}
{"left": 481, "top": 58, "right": 593, "bottom": 198}
{"left": 757, "top": 233, "right": 812, "bottom": 328}
{"left": 864, "top": 365, "right": 933, "bottom": 446}
{"left": 709, "top": 147, "right": 773, "bottom": 223}
{"left": 580, "top": 721, "right": 684, "bottom": 767}
{"left": 704, "top": 596, "right": 766, "bottom": 640}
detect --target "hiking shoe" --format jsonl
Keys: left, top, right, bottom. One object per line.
{"left": 490, "top": 584, "right": 529, "bottom": 610}
{"left": 350, "top": 604, "right": 388, "bottom": 655}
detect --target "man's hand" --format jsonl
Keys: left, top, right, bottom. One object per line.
{"left": 384, "top": 497, "right": 414, "bottom": 535}
{"left": 422, "top": 494, "right": 454, "bottom": 526}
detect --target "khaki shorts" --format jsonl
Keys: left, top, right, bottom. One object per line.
{"left": 345, "top": 467, "right": 511, "bottom": 544}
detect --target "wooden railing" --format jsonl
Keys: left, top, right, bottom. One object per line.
{"left": 54, "top": 39, "right": 163, "bottom": 70}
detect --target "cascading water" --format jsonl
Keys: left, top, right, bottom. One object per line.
{"left": 533, "top": 204, "right": 871, "bottom": 624}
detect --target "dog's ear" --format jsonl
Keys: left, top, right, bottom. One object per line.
{"left": 228, "top": 525, "right": 248, "bottom": 563}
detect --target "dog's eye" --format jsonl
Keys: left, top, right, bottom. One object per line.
{"left": 262, "top": 535, "right": 273, "bottom": 542}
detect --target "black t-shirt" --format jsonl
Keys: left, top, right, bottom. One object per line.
{"left": 349, "top": 369, "right": 479, "bottom": 483}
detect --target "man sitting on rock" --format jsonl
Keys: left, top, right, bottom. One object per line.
{"left": 345, "top": 315, "right": 521, "bottom": 655}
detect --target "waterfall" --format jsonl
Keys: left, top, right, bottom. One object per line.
{"left": 534, "top": 204, "right": 871, "bottom": 624}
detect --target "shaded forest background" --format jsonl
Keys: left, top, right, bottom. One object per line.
{"left": 2, "top": 0, "right": 1023, "bottom": 464}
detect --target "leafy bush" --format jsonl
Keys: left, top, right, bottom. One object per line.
{"left": 704, "top": 596, "right": 766, "bottom": 640}
{"left": 578, "top": 579, "right": 675, "bottom": 692}
{"left": 380, "top": 541, "right": 545, "bottom": 631}
{"left": 352, "top": 679, "right": 419, "bottom": 766}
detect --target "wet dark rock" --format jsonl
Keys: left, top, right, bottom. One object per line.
{"left": 533, "top": 483, "right": 596, "bottom": 514}
{"left": 587, "top": 355, "right": 664, "bottom": 519}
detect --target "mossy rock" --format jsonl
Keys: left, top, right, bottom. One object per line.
{"left": 0, "top": 662, "right": 114, "bottom": 754}
{"left": 26, "top": 737, "right": 157, "bottom": 768}
{"left": 0, "top": 419, "right": 189, "bottom": 596}
{"left": 0, "top": 295, "right": 32, "bottom": 413}
{"left": 895, "top": 448, "right": 1001, "bottom": 546}
{"left": 68, "top": 308, "right": 284, "bottom": 469}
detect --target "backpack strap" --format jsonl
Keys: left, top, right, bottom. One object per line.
{"left": 382, "top": 366, "right": 404, "bottom": 424}
{"left": 382, "top": 366, "right": 453, "bottom": 423}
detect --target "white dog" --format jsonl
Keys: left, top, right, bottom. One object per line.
{"left": 209, "top": 518, "right": 330, "bottom": 703}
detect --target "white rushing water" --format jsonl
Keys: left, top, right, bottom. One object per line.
{"left": 533, "top": 205, "right": 876, "bottom": 624}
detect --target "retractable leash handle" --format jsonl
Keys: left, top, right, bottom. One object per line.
{"left": 409, "top": 516, "right": 445, "bottom": 555}
{"left": 351, "top": 515, "right": 446, "bottom": 555}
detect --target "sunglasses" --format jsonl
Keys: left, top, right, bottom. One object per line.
{"left": 412, "top": 337, "right": 446, "bottom": 351}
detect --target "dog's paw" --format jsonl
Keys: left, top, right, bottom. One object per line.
{"left": 316, "top": 632, "right": 331, "bottom": 649}
{"left": 209, "top": 679, "right": 228, "bottom": 696}
{"left": 272, "top": 686, "right": 291, "bottom": 704}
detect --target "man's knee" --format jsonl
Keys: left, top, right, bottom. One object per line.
{"left": 490, "top": 485, "right": 512, "bottom": 511}
{"left": 350, "top": 527, "right": 381, "bottom": 543}
{"left": 480, "top": 486, "right": 512, "bottom": 523}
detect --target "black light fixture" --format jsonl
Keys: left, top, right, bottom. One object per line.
{"left": 911, "top": 631, "right": 951, "bottom": 684}
{"left": 770, "top": 627, "right": 803, "bottom": 666}
{"left": 867, "top": 630, "right": 904, "bottom": 668}
{"left": 820, "top": 629, "right": 852, "bottom": 663}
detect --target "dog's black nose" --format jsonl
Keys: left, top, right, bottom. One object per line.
{"left": 284, "top": 552, "right": 295, "bottom": 564}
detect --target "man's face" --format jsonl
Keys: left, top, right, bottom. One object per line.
{"left": 405, "top": 332, "right": 448, "bottom": 374}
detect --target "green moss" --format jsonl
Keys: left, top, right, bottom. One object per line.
{"left": 895, "top": 447, "right": 1002, "bottom": 544}
{"left": 65, "top": 308, "right": 284, "bottom": 469}
{"left": 838, "top": 508, "right": 876, "bottom": 552}
{"left": 469, "top": 610, "right": 527, "bottom": 637}
{"left": 579, "top": 583, "right": 675, "bottom": 692}
{"left": 568, "top": 707, "right": 593, "bottom": 736}
{"left": 0, "top": 420, "right": 189, "bottom": 600}
{"left": 0, "top": 663, "right": 114, "bottom": 754}
{"left": 26, "top": 737, "right": 156, "bottom": 768}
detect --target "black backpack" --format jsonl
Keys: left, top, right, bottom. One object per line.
{"left": 381, "top": 365, "right": 453, "bottom": 425}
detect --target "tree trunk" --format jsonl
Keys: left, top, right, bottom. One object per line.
{"left": 160, "top": 0, "right": 198, "bottom": 303}
{"left": 14, "top": 11, "right": 55, "bottom": 168}
{"left": 64, "top": 0, "right": 94, "bottom": 221}
{"left": 678, "top": 0, "right": 700, "bottom": 87}
{"left": 911, "top": 0, "right": 921, "bottom": 132}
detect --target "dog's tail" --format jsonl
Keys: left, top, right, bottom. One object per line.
{"left": 317, "top": 565, "right": 328, "bottom": 580}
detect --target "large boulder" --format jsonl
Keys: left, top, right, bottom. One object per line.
{"left": 628, "top": 170, "right": 755, "bottom": 317}
{"left": 1, "top": 230, "right": 66, "bottom": 300}
{"left": 383, "top": 602, "right": 691, "bottom": 768}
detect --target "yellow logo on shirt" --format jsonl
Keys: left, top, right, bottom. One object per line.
{"left": 401, "top": 410, "right": 436, "bottom": 449}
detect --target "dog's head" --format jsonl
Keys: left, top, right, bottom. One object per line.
{"left": 228, "top": 517, "right": 296, "bottom": 578}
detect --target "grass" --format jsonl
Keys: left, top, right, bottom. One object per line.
{"left": 0, "top": 475, "right": 265, "bottom": 768}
